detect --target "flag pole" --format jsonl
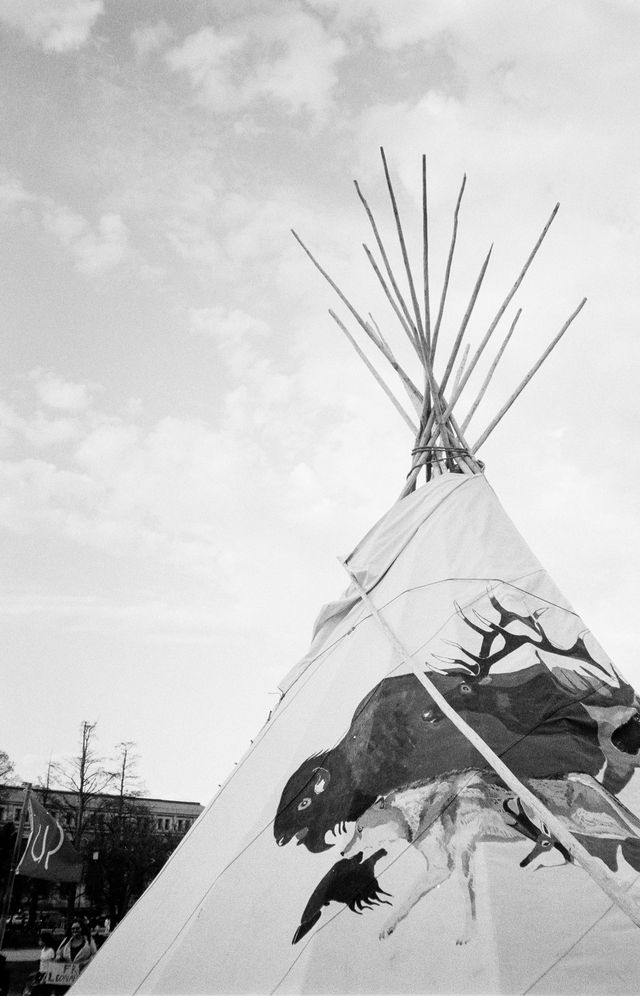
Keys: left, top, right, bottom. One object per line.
{"left": 0, "top": 783, "right": 32, "bottom": 951}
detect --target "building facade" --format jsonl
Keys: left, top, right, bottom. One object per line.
{"left": 0, "top": 785, "right": 203, "bottom": 835}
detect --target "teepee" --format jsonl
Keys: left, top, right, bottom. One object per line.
{"left": 75, "top": 152, "right": 640, "bottom": 995}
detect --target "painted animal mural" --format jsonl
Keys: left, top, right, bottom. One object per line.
{"left": 274, "top": 586, "right": 640, "bottom": 943}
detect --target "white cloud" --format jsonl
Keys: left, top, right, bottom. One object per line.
{"left": 0, "top": 457, "right": 98, "bottom": 534}
{"left": 309, "top": 0, "right": 640, "bottom": 202}
{"left": 159, "top": 176, "right": 311, "bottom": 285}
{"left": 166, "top": 27, "right": 245, "bottom": 112}
{"left": 189, "top": 306, "right": 270, "bottom": 376}
{"left": 24, "top": 414, "right": 81, "bottom": 447}
{"left": 166, "top": 6, "right": 345, "bottom": 116}
{"left": 0, "top": 400, "right": 24, "bottom": 449}
{"left": 131, "top": 19, "right": 174, "bottom": 59}
{"left": 0, "top": 327, "right": 407, "bottom": 588}
{"left": 0, "top": 0, "right": 104, "bottom": 52}
{"left": 30, "top": 370, "right": 95, "bottom": 412}
{"left": 159, "top": 178, "right": 225, "bottom": 273}
{"left": 0, "top": 171, "right": 33, "bottom": 209}
{"left": 0, "top": 169, "right": 132, "bottom": 276}
{"left": 0, "top": 591, "right": 225, "bottom": 635}
{"left": 224, "top": 196, "right": 290, "bottom": 266}
{"left": 0, "top": 400, "right": 248, "bottom": 574}
{"left": 42, "top": 206, "right": 130, "bottom": 274}
{"left": 0, "top": 376, "right": 96, "bottom": 450}
{"left": 241, "top": 8, "right": 346, "bottom": 115}
{"left": 189, "top": 306, "right": 269, "bottom": 341}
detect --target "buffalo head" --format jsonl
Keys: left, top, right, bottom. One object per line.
{"left": 275, "top": 762, "right": 336, "bottom": 853}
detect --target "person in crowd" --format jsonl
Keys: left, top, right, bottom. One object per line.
{"left": 23, "top": 932, "right": 57, "bottom": 995}
{"left": 38, "top": 932, "right": 56, "bottom": 971}
{"left": 56, "top": 920, "right": 96, "bottom": 965}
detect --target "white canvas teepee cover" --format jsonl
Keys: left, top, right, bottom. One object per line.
{"left": 75, "top": 472, "right": 640, "bottom": 995}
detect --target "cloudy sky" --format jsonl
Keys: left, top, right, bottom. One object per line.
{"left": 1, "top": 0, "right": 639, "bottom": 803}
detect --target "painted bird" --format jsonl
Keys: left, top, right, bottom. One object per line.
{"left": 292, "top": 848, "right": 390, "bottom": 944}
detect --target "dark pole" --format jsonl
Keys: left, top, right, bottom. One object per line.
{"left": 0, "top": 783, "right": 32, "bottom": 949}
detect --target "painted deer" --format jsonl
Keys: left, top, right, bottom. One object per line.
{"left": 429, "top": 592, "right": 640, "bottom": 793}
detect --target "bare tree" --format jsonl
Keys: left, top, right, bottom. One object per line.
{"left": 114, "top": 742, "right": 143, "bottom": 799}
{"left": 35, "top": 760, "right": 54, "bottom": 807}
{"left": 111, "top": 741, "right": 143, "bottom": 836}
{"left": 50, "top": 721, "right": 115, "bottom": 846}
{"left": 85, "top": 742, "right": 170, "bottom": 927}
{"left": 0, "top": 751, "right": 16, "bottom": 787}
{"left": 47, "top": 722, "right": 116, "bottom": 919}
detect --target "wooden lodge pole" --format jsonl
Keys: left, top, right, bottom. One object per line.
{"left": 431, "top": 174, "right": 466, "bottom": 363}
{"left": 461, "top": 308, "right": 522, "bottom": 433}
{"left": 472, "top": 298, "right": 587, "bottom": 452}
{"left": 329, "top": 311, "right": 418, "bottom": 433}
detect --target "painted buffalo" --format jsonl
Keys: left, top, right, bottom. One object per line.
{"left": 274, "top": 673, "right": 483, "bottom": 853}
{"left": 273, "top": 671, "right": 616, "bottom": 854}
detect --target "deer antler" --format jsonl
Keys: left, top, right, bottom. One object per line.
{"left": 431, "top": 652, "right": 478, "bottom": 675}
{"left": 445, "top": 594, "right": 609, "bottom": 681}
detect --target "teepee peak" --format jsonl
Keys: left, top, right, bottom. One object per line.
{"left": 294, "top": 149, "right": 586, "bottom": 493}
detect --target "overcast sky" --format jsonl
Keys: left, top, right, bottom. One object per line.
{"left": 1, "top": 0, "right": 639, "bottom": 804}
